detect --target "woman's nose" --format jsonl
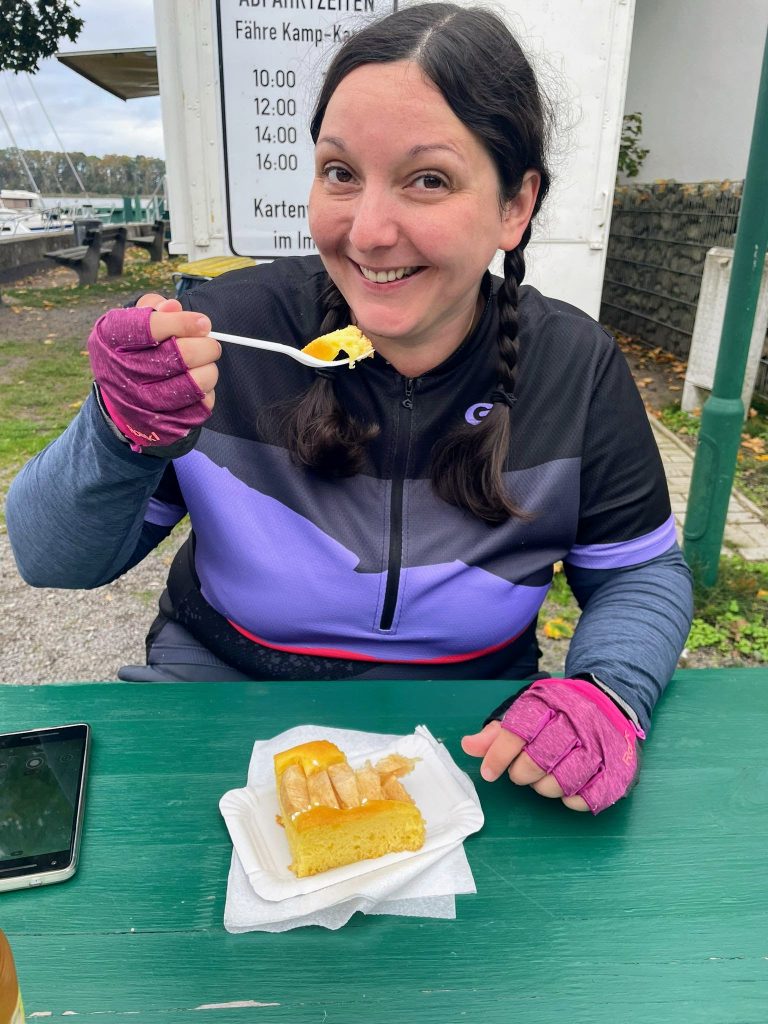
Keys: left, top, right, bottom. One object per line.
{"left": 347, "top": 187, "right": 399, "bottom": 253}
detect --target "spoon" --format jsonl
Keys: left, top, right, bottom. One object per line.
{"left": 210, "top": 330, "right": 357, "bottom": 368}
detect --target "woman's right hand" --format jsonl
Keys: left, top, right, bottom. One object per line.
{"left": 88, "top": 292, "right": 222, "bottom": 453}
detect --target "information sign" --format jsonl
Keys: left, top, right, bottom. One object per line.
{"left": 215, "top": 0, "right": 395, "bottom": 257}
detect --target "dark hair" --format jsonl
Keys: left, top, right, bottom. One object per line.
{"left": 288, "top": 2, "right": 552, "bottom": 519}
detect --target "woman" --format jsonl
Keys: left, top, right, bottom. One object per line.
{"left": 6, "top": 4, "right": 693, "bottom": 813}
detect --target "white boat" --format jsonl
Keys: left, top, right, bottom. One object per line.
{"left": 0, "top": 189, "right": 74, "bottom": 236}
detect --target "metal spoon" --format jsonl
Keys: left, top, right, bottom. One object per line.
{"left": 210, "top": 330, "right": 356, "bottom": 368}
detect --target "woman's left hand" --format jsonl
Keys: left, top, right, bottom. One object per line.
{"left": 461, "top": 678, "right": 643, "bottom": 814}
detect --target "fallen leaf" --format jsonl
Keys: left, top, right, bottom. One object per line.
{"left": 740, "top": 436, "right": 766, "bottom": 453}
{"left": 543, "top": 618, "right": 574, "bottom": 640}
{"left": 669, "top": 385, "right": 681, "bottom": 391}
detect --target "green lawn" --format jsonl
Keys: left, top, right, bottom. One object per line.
{"left": 0, "top": 250, "right": 182, "bottom": 505}
{"left": 0, "top": 335, "right": 92, "bottom": 500}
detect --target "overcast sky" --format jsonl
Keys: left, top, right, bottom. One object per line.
{"left": 0, "top": 0, "right": 164, "bottom": 161}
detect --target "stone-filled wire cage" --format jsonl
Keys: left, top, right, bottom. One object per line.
{"left": 600, "top": 179, "right": 768, "bottom": 400}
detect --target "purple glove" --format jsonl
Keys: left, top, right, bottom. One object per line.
{"left": 88, "top": 306, "right": 210, "bottom": 453}
{"left": 500, "top": 678, "right": 645, "bottom": 814}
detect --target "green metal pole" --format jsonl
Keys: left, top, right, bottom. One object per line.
{"left": 683, "top": 27, "right": 768, "bottom": 586}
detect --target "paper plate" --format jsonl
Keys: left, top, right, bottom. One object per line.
{"left": 219, "top": 726, "right": 484, "bottom": 902}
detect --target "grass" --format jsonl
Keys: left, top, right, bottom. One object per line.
{"left": 659, "top": 394, "right": 768, "bottom": 511}
{"left": 0, "top": 251, "right": 182, "bottom": 514}
{"left": 687, "top": 557, "right": 768, "bottom": 660}
{"left": 539, "top": 557, "right": 768, "bottom": 665}
{"left": 0, "top": 336, "right": 92, "bottom": 502}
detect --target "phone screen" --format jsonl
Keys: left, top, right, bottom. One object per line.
{"left": 0, "top": 724, "right": 89, "bottom": 878}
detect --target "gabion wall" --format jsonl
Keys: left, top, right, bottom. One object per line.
{"left": 600, "top": 180, "right": 742, "bottom": 358}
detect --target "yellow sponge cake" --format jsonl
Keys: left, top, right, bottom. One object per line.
{"left": 274, "top": 739, "right": 426, "bottom": 877}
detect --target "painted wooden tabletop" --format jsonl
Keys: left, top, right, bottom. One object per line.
{"left": 1, "top": 671, "right": 766, "bottom": 1023}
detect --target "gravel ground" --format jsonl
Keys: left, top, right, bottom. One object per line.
{"left": 0, "top": 528, "right": 189, "bottom": 684}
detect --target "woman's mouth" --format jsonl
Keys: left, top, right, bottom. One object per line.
{"left": 357, "top": 264, "right": 423, "bottom": 284}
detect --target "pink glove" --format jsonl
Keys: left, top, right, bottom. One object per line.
{"left": 88, "top": 305, "right": 210, "bottom": 453}
{"left": 500, "top": 678, "right": 645, "bottom": 814}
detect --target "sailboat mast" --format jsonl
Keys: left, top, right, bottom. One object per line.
{"left": 26, "top": 73, "right": 89, "bottom": 197}
{"left": 0, "top": 102, "right": 40, "bottom": 193}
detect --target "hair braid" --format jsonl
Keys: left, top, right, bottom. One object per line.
{"left": 495, "top": 234, "right": 528, "bottom": 398}
{"left": 430, "top": 241, "right": 531, "bottom": 525}
{"left": 285, "top": 275, "right": 379, "bottom": 477}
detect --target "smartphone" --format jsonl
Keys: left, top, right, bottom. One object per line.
{"left": 0, "top": 723, "right": 91, "bottom": 892}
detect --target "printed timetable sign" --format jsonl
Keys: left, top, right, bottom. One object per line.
{"left": 215, "top": 0, "right": 395, "bottom": 257}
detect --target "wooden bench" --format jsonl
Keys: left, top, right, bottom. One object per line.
{"left": 44, "top": 225, "right": 127, "bottom": 285}
{"left": 127, "top": 219, "right": 167, "bottom": 262}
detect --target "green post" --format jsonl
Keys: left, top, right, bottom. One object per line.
{"left": 683, "top": 28, "right": 768, "bottom": 586}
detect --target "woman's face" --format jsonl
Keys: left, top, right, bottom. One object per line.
{"left": 309, "top": 61, "right": 539, "bottom": 372}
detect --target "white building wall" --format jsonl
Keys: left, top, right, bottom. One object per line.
{"left": 622, "top": 0, "right": 768, "bottom": 183}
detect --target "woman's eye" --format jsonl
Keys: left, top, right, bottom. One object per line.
{"left": 324, "top": 166, "right": 354, "bottom": 184}
{"left": 412, "top": 173, "right": 448, "bottom": 191}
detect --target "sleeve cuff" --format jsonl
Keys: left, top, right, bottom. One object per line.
{"left": 91, "top": 382, "right": 201, "bottom": 459}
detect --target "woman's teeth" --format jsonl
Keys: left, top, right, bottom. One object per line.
{"left": 359, "top": 265, "right": 419, "bottom": 283}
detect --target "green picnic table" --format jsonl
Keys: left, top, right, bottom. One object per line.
{"left": 1, "top": 670, "right": 766, "bottom": 1023}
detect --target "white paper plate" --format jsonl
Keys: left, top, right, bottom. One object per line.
{"left": 219, "top": 727, "right": 484, "bottom": 902}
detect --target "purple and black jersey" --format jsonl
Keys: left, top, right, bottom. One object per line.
{"left": 6, "top": 254, "right": 692, "bottom": 725}
{"left": 133, "top": 256, "right": 677, "bottom": 678}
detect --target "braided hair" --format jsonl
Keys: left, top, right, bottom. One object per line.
{"left": 288, "top": 277, "right": 379, "bottom": 477}
{"left": 286, "top": 3, "right": 552, "bottom": 517}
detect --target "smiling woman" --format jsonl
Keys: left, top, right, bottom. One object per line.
{"left": 6, "top": 4, "right": 693, "bottom": 819}
{"left": 308, "top": 62, "right": 538, "bottom": 375}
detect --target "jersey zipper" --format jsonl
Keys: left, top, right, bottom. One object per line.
{"left": 379, "top": 376, "right": 415, "bottom": 631}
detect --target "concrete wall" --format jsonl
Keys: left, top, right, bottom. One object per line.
{"left": 622, "top": 0, "right": 768, "bottom": 183}
{"left": 0, "top": 230, "right": 75, "bottom": 284}
{"left": 0, "top": 223, "right": 156, "bottom": 284}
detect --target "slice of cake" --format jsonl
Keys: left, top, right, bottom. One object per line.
{"left": 301, "top": 326, "right": 374, "bottom": 367}
{"left": 274, "top": 739, "right": 426, "bottom": 877}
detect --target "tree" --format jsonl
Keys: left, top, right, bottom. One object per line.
{"left": 618, "top": 112, "right": 650, "bottom": 180}
{"left": 0, "top": 1, "right": 84, "bottom": 74}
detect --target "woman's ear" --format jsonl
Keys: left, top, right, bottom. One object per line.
{"left": 499, "top": 170, "right": 541, "bottom": 251}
